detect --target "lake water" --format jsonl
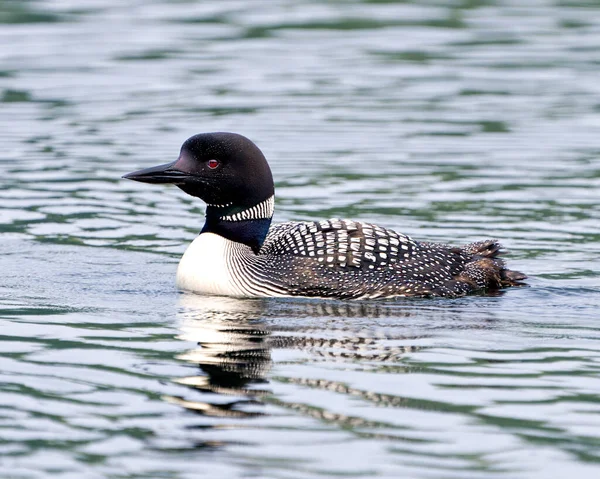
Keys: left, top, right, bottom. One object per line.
{"left": 1, "top": 0, "right": 600, "bottom": 477}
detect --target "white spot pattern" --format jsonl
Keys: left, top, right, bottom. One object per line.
{"left": 248, "top": 218, "right": 493, "bottom": 298}
{"left": 261, "top": 219, "right": 417, "bottom": 270}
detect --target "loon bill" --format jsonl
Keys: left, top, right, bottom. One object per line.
{"left": 123, "top": 132, "right": 526, "bottom": 299}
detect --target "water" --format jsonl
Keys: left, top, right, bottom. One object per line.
{"left": 1, "top": 0, "right": 600, "bottom": 477}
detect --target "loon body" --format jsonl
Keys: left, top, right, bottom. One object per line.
{"left": 124, "top": 132, "right": 525, "bottom": 299}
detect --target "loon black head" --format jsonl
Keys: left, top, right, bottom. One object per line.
{"left": 123, "top": 132, "right": 275, "bottom": 252}
{"left": 123, "top": 132, "right": 274, "bottom": 208}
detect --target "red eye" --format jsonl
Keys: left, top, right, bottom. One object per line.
{"left": 207, "top": 159, "right": 219, "bottom": 169}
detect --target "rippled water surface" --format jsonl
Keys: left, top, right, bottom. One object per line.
{"left": 2, "top": 0, "right": 600, "bottom": 477}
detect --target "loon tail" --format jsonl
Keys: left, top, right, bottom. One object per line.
{"left": 430, "top": 240, "right": 527, "bottom": 297}
{"left": 463, "top": 239, "right": 527, "bottom": 287}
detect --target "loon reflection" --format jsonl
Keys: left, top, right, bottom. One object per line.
{"left": 165, "top": 294, "right": 434, "bottom": 420}
{"left": 165, "top": 296, "right": 271, "bottom": 418}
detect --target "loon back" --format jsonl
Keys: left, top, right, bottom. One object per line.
{"left": 123, "top": 132, "right": 526, "bottom": 299}
{"left": 260, "top": 219, "right": 525, "bottom": 298}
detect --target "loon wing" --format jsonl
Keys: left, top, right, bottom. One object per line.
{"left": 259, "top": 219, "right": 525, "bottom": 299}
{"left": 262, "top": 219, "right": 421, "bottom": 270}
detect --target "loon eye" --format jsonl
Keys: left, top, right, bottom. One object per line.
{"left": 207, "top": 159, "right": 219, "bottom": 169}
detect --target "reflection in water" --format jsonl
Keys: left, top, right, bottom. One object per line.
{"left": 166, "top": 294, "right": 433, "bottom": 424}
{"left": 160, "top": 294, "right": 600, "bottom": 471}
{"left": 166, "top": 296, "right": 271, "bottom": 418}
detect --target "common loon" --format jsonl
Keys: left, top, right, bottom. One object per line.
{"left": 123, "top": 132, "right": 526, "bottom": 299}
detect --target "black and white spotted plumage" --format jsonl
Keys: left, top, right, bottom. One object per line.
{"left": 233, "top": 218, "right": 518, "bottom": 299}
{"left": 124, "top": 132, "right": 526, "bottom": 299}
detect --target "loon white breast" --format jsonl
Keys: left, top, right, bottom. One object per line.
{"left": 123, "top": 132, "right": 526, "bottom": 299}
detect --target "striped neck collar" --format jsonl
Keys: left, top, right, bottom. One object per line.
{"left": 220, "top": 196, "right": 274, "bottom": 222}
{"left": 201, "top": 195, "right": 274, "bottom": 253}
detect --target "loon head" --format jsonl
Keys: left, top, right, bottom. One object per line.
{"left": 123, "top": 132, "right": 274, "bottom": 209}
{"left": 123, "top": 132, "right": 275, "bottom": 252}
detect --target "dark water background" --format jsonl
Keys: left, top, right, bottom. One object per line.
{"left": 1, "top": 0, "right": 600, "bottom": 477}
